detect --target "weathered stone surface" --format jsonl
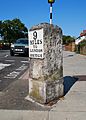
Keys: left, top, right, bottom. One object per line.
{"left": 29, "top": 23, "right": 64, "bottom": 104}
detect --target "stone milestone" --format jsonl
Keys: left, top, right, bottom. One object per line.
{"left": 29, "top": 23, "right": 64, "bottom": 104}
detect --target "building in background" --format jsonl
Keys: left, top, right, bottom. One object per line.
{"left": 75, "top": 30, "right": 86, "bottom": 55}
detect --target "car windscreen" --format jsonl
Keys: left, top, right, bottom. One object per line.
{"left": 15, "top": 39, "right": 28, "bottom": 44}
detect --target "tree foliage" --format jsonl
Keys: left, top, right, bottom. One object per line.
{"left": 63, "top": 35, "right": 75, "bottom": 45}
{"left": 0, "top": 18, "right": 28, "bottom": 43}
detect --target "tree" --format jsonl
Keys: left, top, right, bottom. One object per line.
{"left": 0, "top": 18, "right": 28, "bottom": 43}
{"left": 0, "top": 20, "right": 3, "bottom": 37}
{"left": 63, "top": 35, "right": 75, "bottom": 45}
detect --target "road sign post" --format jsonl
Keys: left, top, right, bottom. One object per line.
{"left": 48, "top": 0, "right": 55, "bottom": 24}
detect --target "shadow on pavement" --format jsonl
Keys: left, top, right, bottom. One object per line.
{"left": 64, "top": 75, "right": 86, "bottom": 96}
{"left": 64, "top": 76, "right": 78, "bottom": 95}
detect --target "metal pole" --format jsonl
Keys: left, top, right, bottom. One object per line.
{"left": 50, "top": 3, "right": 52, "bottom": 24}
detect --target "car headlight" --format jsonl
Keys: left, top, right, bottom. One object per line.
{"left": 25, "top": 46, "right": 29, "bottom": 48}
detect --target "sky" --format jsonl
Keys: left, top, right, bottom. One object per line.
{"left": 0, "top": 0, "right": 86, "bottom": 37}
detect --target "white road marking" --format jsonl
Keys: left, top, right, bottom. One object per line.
{"left": 4, "top": 64, "right": 28, "bottom": 79}
{"left": 5, "top": 60, "right": 15, "bottom": 62}
{"left": 0, "top": 63, "right": 11, "bottom": 70}
{"left": 4, "top": 71, "right": 20, "bottom": 79}
{"left": 21, "top": 61, "right": 29, "bottom": 63}
{"left": 4, "top": 55, "right": 8, "bottom": 58}
{"left": 28, "top": 58, "right": 30, "bottom": 61}
{"left": 16, "top": 64, "right": 28, "bottom": 71}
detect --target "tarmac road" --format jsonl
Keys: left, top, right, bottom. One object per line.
{"left": 0, "top": 50, "right": 29, "bottom": 91}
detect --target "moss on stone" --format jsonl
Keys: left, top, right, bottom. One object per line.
{"left": 30, "top": 84, "right": 44, "bottom": 102}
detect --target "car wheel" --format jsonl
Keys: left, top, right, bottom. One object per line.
{"left": 10, "top": 50, "right": 14, "bottom": 56}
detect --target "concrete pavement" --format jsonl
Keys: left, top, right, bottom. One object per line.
{"left": 0, "top": 51, "right": 86, "bottom": 120}
{"left": 63, "top": 51, "right": 86, "bottom": 76}
{"left": 50, "top": 51, "right": 86, "bottom": 120}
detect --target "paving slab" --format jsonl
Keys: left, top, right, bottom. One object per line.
{"left": 49, "top": 111, "right": 86, "bottom": 120}
{"left": 0, "top": 110, "right": 48, "bottom": 120}
{"left": 49, "top": 51, "right": 86, "bottom": 120}
{"left": 63, "top": 51, "right": 86, "bottom": 76}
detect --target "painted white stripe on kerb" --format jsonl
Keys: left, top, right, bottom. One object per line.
{"left": 0, "top": 63, "right": 11, "bottom": 70}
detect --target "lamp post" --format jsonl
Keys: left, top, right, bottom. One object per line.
{"left": 48, "top": 0, "right": 55, "bottom": 24}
